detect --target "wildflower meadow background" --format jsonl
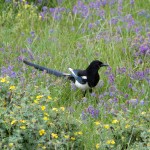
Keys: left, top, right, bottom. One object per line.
{"left": 0, "top": 0, "right": 150, "bottom": 149}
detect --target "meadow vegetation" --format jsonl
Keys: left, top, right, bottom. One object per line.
{"left": 0, "top": 0, "right": 150, "bottom": 149}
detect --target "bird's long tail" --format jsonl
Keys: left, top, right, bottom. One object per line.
{"left": 23, "top": 59, "right": 70, "bottom": 77}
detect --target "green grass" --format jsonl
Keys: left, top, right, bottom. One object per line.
{"left": 0, "top": 0, "right": 150, "bottom": 149}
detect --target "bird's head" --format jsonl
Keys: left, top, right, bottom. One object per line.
{"left": 87, "top": 60, "right": 108, "bottom": 70}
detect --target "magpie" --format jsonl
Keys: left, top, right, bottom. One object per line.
{"left": 23, "top": 59, "right": 108, "bottom": 96}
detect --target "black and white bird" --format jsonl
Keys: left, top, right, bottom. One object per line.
{"left": 23, "top": 59, "right": 108, "bottom": 96}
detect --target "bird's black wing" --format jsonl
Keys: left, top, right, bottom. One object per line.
{"left": 23, "top": 59, "right": 70, "bottom": 77}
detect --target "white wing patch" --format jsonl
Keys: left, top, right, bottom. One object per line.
{"left": 68, "top": 68, "right": 77, "bottom": 77}
{"left": 81, "top": 76, "right": 87, "bottom": 79}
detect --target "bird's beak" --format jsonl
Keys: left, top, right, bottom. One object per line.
{"left": 101, "top": 64, "right": 109, "bottom": 67}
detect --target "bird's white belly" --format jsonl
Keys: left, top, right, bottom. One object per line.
{"left": 75, "top": 80, "right": 89, "bottom": 90}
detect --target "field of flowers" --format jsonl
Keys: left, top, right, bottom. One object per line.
{"left": 0, "top": 0, "right": 150, "bottom": 149}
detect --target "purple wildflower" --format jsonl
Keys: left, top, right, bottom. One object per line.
{"left": 126, "top": 99, "right": 138, "bottom": 106}
{"left": 1, "top": 66, "right": 17, "bottom": 78}
{"left": 0, "top": 48, "right": 4, "bottom": 52}
{"left": 139, "top": 43, "right": 150, "bottom": 55}
{"left": 118, "top": 0, "right": 123, "bottom": 15}
{"left": 88, "top": 23, "right": 94, "bottom": 29}
{"left": 27, "top": 38, "right": 33, "bottom": 44}
{"left": 130, "top": 0, "right": 134, "bottom": 5}
{"left": 42, "top": 6, "right": 48, "bottom": 12}
{"left": 30, "top": 31, "right": 35, "bottom": 37}
{"left": 108, "top": 73, "right": 115, "bottom": 84}
{"left": 86, "top": 106, "right": 99, "bottom": 118}
{"left": 117, "top": 67, "right": 126, "bottom": 74}
{"left": 140, "top": 100, "right": 144, "bottom": 105}
{"left": 81, "top": 111, "right": 87, "bottom": 120}
{"left": 110, "top": 18, "right": 118, "bottom": 25}
{"left": 91, "top": 92, "right": 96, "bottom": 97}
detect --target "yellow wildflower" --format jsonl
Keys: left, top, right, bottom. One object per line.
{"left": 41, "top": 106, "right": 46, "bottom": 111}
{"left": 43, "top": 116, "right": 49, "bottom": 121}
{"left": 60, "top": 107, "right": 65, "bottom": 111}
{"left": 111, "top": 140, "right": 115, "bottom": 144}
{"left": 51, "top": 133, "right": 58, "bottom": 139}
{"left": 78, "top": 131, "right": 83, "bottom": 135}
{"left": 24, "top": 4, "right": 30, "bottom": 9}
{"left": 44, "top": 112, "right": 49, "bottom": 116}
{"left": 34, "top": 99, "right": 39, "bottom": 104}
{"left": 52, "top": 108, "right": 58, "bottom": 112}
{"left": 17, "top": 13, "right": 21, "bottom": 17}
{"left": 96, "top": 143, "right": 100, "bottom": 149}
{"left": 141, "top": 112, "right": 146, "bottom": 115}
{"left": 106, "top": 139, "right": 115, "bottom": 145}
{"left": 42, "top": 146, "right": 46, "bottom": 149}
{"left": 36, "top": 95, "right": 43, "bottom": 99}
{"left": 20, "top": 126, "right": 26, "bottom": 130}
{"left": 125, "top": 124, "right": 130, "bottom": 129}
{"left": 0, "top": 77, "right": 9, "bottom": 83}
{"left": 104, "top": 124, "right": 110, "bottom": 129}
{"left": 71, "top": 137, "right": 75, "bottom": 141}
{"left": 47, "top": 96, "right": 52, "bottom": 100}
{"left": 39, "top": 129, "right": 46, "bottom": 136}
{"left": 9, "top": 143, "right": 14, "bottom": 148}
{"left": 20, "top": 120, "right": 26, "bottom": 123}
{"left": 112, "top": 119, "right": 119, "bottom": 124}
{"left": 64, "top": 135, "right": 69, "bottom": 139}
{"left": 94, "top": 121, "right": 100, "bottom": 125}
{"left": 9, "top": 85, "right": 16, "bottom": 90}
{"left": 11, "top": 120, "right": 17, "bottom": 125}
{"left": 39, "top": 15, "right": 42, "bottom": 19}
{"left": 74, "top": 131, "right": 83, "bottom": 135}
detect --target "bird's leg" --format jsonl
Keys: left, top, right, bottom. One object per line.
{"left": 89, "top": 88, "right": 92, "bottom": 93}
{"left": 83, "top": 90, "right": 87, "bottom": 97}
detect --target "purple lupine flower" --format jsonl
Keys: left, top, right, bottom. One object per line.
{"left": 38, "top": 0, "right": 42, "bottom": 4}
{"left": 49, "top": 29, "right": 54, "bottom": 34}
{"left": 97, "top": 10, "right": 105, "bottom": 19}
{"left": 0, "top": 48, "right": 4, "bottom": 52}
{"left": 72, "top": 1, "right": 89, "bottom": 18}
{"left": 140, "top": 100, "right": 144, "bottom": 105}
{"left": 117, "top": 67, "right": 126, "bottom": 74}
{"left": 125, "top": 14, "right": 135, "bottom": 29}
{"left": 17, "top": 56, "right": 24, "bottom": 61}
{"left": 30, "top": 31, "right": 35, "bottom": 37}
{"left": 110, "top": 18, "right": 118, "bottom": 25}
{"left": 42, "top": 6, "right": 48, "bottom": 12}
{"left": 130, "top": 0, "right": 134, "bottom": 5}
{"left": 126, "top": 99, "right": 138, "bottom": 106}
{"left": 108, "top": 73, "right": 115, "bottom": 84}
{"left": 118, "top": 0, "right": 123, "bottom": 15}
{"left": 124, "top": 94, "right": 129, "bottom": 99}
{"left": 49, "top": 7, "right": 65, "bottom": 20}
{"left": 88, "top": 23, "right": 93, "bottom": 29}
{"left": 39, "top": 12, "right": 45, "bottom": 20}
{"left": 81, "top": 111, "right": 87, "bottom": 120}
{"left": 82, "top": 97, "right": 87, "bottom": 103}
{"left": 27, "top": 38, "right": 33, "bottom": 44}
{"left": 91, "top": 92, "right": 96, "bottom": 97}
{"left": 86, "top": 106, "right": 99, "bottom": 118}
{"left": 139, "top": 43, "right": 150, "bottom": 55}
{"left": 101, "top": 0, "right": 107, "bottom": 6}
{"left": 1, "top": 66, "right": 17, "bottom": 78}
